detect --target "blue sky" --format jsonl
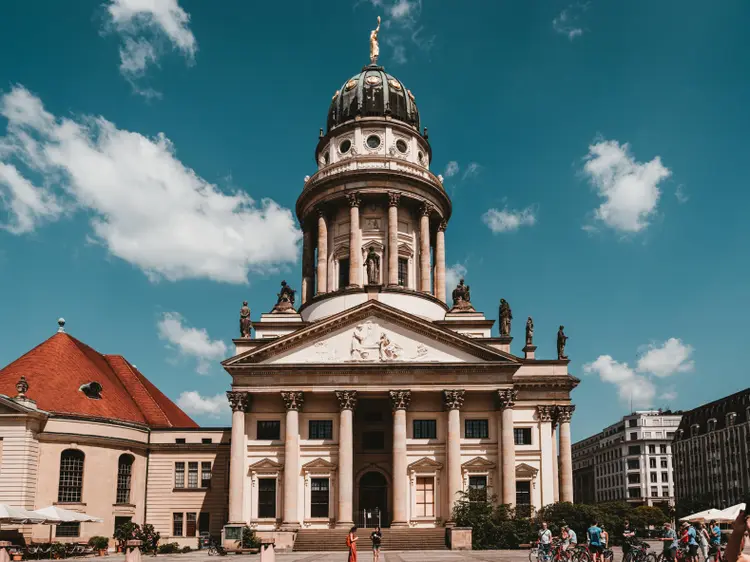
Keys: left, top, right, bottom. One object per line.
{"left": 1, "top": 0, "right": 748, "bottom": 440}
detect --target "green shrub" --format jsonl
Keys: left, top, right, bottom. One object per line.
{"left": 181, "top": 546, "right": 191, "bottom": 553}
{"left": 88, "top": 536, "right": 110, "bottom": 550}
{"left": 241, "top": 526, "right": 260, "bottom": 549}
{"left": 157, "top": 542, "right": 181, "bottom": 554}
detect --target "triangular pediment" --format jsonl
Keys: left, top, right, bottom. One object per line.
{"left": 409, "top": 457, "right": 443, "bottom": 471}
{"left": 0, "top": 395, "right": 47, "bottom": 416}
{"left": 302, "top": 458, "right": 337, "bottom": 471}
{"left": 223, "top": 300, "right": 519, "bottom": 367}
{"left": 249, "top": 458, "right": 283, "bottom": 471}
{"left": 462, "top": 456, "right": 496, "bottom": 470}
{"left": 515, "top": 463, "right": 539, "bottom": 478}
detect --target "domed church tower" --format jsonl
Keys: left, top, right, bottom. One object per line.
{"left": 297, "top": 54, "right": 451, "bottom": 322}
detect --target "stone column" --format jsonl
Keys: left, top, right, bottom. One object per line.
{"left": 551, "top": 417, "right": 559, "bottom": 503}
{"left": 390, "top": 390, "right": 411, "bottom": 527}
{"left": 347, "top": 193, "right": 361, "bottom": 287}
{"left": 435, "top": 220, "right": 447, "bottom": 302}
{"left": 419, "top": 203, "right": 432, "bottom": 292}
{"left": 387, "top": 192, "right": 400, "bottom": 286}
{"left": 335, "top": 391, "right": 357, "bottom": 527}
{"left": 444, "top": 390, "right": 465, "bottom": 522}
{"left": 537, "top": 405, "right": 555, "bottom": 506}
{"left": 281, "top": 391, "right": 304, "bottom": 529}
{"left": 497, "top": 389, "right": 517, "bottom": 506}
{"left": 301, "top": 228, "right": 313, "bottom": 305}
{"left": 227, "top": 391, "right": 250, "bottom": 523}
{"left": 557, "top": 405, "right": 575, "bottom": 503}
{"left": 316, "top": 208, "right": 328, "bottom": 295}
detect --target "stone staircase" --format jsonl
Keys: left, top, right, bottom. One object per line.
{"left": 293, "top": 527, "right": 448, "bottom": 551}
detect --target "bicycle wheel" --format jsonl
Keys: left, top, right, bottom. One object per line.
{"left": 645, "top": 553, "right": 657, "bottom": 562}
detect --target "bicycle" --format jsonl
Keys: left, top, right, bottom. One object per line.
{"left": 624, "top": 541, "right": 657, "bottom": 562}
{"left": 207, "top": 539, "right": 227, "bottom": 556}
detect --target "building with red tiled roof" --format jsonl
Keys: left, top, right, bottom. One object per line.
{"left": 0, "top": 321, "right": 229, "bottom": 548}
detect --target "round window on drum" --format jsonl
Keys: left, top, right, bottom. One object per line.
{"left": 396, "top": 139, "right": 408, "bottom": 154}
{"left": 339, "top": 139, "right": 352, "bottom": 154}
{"left": 366, "top": 135, "right": 381, "bottom": 149}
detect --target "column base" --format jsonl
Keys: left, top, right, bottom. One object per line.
{"left": 444, "top": 520, "right": 456, "bottom": 528}
{"left": 280, "top": 522, "right": 300, "bottom": 531}
{"left": 335, "top": 521, "right": 354, "bottom": 529}
{"left": 390, "top": 521, "right": 409, "bottom": 528}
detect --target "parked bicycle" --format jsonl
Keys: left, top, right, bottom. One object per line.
{"left": 207, "top": 539, "right": 227, "bottom": 556}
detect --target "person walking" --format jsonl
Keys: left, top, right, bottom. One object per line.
{"left": 588, "top": 520, "right": 604, "bottom": 562}
{"left": 346, "top": 526, "right": 359, "bottom": 562}
{"left": 709, "top": 520, "right": 722, "bottom": 562}
{"left": 370, "top": 526, "right": 382, "bottom": 562}
{"left": 698, "top": 522, "right": 710, "bottom": 561}
{"left": 622, "top": 520, "right": 637, "bottom": 561}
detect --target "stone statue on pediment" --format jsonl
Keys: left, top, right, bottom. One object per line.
{"left": 271, "top": 280, "right": 296, "bottom": 313}
{"left": 557, "top": 325, "right": 568, "bottom": 360}
{"left": 525, "top": 316, "right": 534, "bottom": 346}
{"left": 450, "top": 278, "right": 475, "bottom": 312}
{"left": 499, "top": 298, "right": 512, "bottom": 336}
{"left": 239, "top": 301, "right": 252, "bottom": 338}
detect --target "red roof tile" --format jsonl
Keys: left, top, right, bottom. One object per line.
{"left": 0, "top": 332, "right": 197, "bottom": 428}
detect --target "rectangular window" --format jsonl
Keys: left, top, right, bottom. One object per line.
{"left": 661, "top": 472, "right": 669, "bottom": 482}
{"left": 198, "top": 513, "right": 210, "bottom": 535}
{"left": 651, "top": 486, "right": 658, "bottom": 497}
{"left": 362, "top": 431, "right": 385, "bottom": 450}
{"left": 415, "top": 477, "right": 435, "bottom": 517}
{"left": 662, "top": 487, "right": 669, "bottom": 498}
{"left": 175, "top": 438, "right": 186, "bottom": 444}
{"left": 628, "top": 445, "right": 641, "bottom": 455}
{"left": 627, "top": 459, "right": 640, "bottom": 470}
{"left": 628, "top": 487, "right": 642, "bottom": 499}
{"left": 175, "top": 462, "right": 185, "bottom": 488}
{"left": 660, "top": 444, "right": 668, "bottom": 454}
{"left": 257, "top": 420, "right": 281, "bottom": 440}
{"left": 173, "top": 513, "right": 184, "bottom": 537}
{"left": 661, "top": 459, "right": 668, "bottom": 468}
{"left": 114, "top": 516, "right": 132, "bottom": 536}
{"left": 201, "top": 462, "right": 212, "bottom": 488}
{"left": 309, "top": 420, "right": 333, "bottom": 440}
{"left": 188, "top": 462, "right": 199, "bottom": 488}
{"left": 628, "top": 419, "right": 637, "bottom": 427}
{"left": 630, "top": 432, "right": 638, "bottom": 440}
{"left": 514, "top": 428, "right": 532, "bottom": 445}
{"left": 649, "top": 445, "right": 656, "bottom": 454}
{"left": 666, "top": 433, "right": 674, "bottom": 440}
{"left": 201, "top": 438, "right": 213, "bottom": 444}
{"left": 650, "top": 472, "right": 657, "bottom": 483}
{"left": 310, "top": 478, "right": 330, "bottom": 518}
{"left": 397, "top": 257, "right": 408, "bottom": 287}
{"left": 413, "top": 420, "right": 437, "bottom": 439}
{"left": 465, "top": 419, "right": 489, "bottom": 439}
{"left": 186, "top": 513, "right": 197, "bottom": 537}
{"left": 628, "top": 473, "right": 641, "bottom": 484}
{"left": 338, "top": 259, "right": 350, "bottom": 289}
{"left": 56, "top": 523, "right": 80, "bottom": 538}
{"left": 468, "top": 476, "right": 487, "bottom": 501}
{"left": 58, "top": 452, "right": 84, "bottom": 503}
{"left": 649, "top": 458, "right": 657, "bottom": 468}
{"left": 258, "top": 479, "right": 277, "bottom": 519}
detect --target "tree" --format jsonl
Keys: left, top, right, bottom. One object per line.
{"left": 630, "top": 506, "right": 668, "bottom": 530}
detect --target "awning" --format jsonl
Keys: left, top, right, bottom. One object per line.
{"left": 713, "top": 503, "right": 746, "bottom": 523}
{"left": 32, "top": 506, "right": 103, "bottom": 523}
{"left": 0, "top": 505, "right": 55, "bottom": 525}
{"left": 679, "top": 508, "right": 724, "bottom": 523}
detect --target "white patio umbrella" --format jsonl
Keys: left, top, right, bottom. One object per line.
{"left": 0, "top": 505, "right": 50, "bottom": 525}
{"left": 680, "top": 508, "right": 725, "bottom": 523}
{"left": 713, "top": 503, "right": 746, "bottom": 523}
{"left": 32, "top": 506, "right": 103, "bottom": 544}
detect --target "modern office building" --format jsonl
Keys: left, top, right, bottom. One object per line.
{"left": 572, "top": 410, "right": 682, "bottom": 509}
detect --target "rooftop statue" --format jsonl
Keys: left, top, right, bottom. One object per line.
{"left": 370, "top": 16, "right": 381, "bottom": 65}
{"left": 499, "top": 298, "right": 513, "bottom": 336}
{"left": 450, "top": 278, "right": 475, "bottom": 312}
{"left": 557, "top": 325, "right": 569, "bottom": 360}
{"left": 271, "top": 280, "right": 297, "bottom": 314}
{"left": 239, "top": 301, "right": 252, "bottom": 338}
{"left": 525, "top": 316, "right": 534, "bottom": 347}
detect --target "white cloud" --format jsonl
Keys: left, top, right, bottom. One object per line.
{"left": 660, "top": 389, "right": 678, "bottom": 402}
{"left": 176, "top": 390, "right": 229, "bottom": 419}
{"left": 444, "top": 161, "right": 459, "bottom": 178}
{"left": 462, "top": 162, "right": 480, "bottom": 180}
{"left": 390, "top": 0, "right": 413, "bottom": 19}
{"left": 552, "top": 4, "right": 587, "bottom": 40}
{"left": 105, "top": 0, "right": 197, "bottom": 96}
{"left": 360, "top": 0, "right": 434, "bottom": 64}
{"left": 583, "top": 139, "right": 671, "bottom": 233}
{"left": 0, "top": 86, "right": 301, "bottom": 283}
{"left": 675, "top": 184, "right": 689, "bottom": 204}
{"left": 445, "top": 263, "right": 467, "bottom": 294}
{"left": 583, "top": 355, "right": 657, "bottom": 408}
{"left": 637, "top": 338, "right": 694, "bottom": 378}
{"left": 157, "top": 312, "right": 227, "bottom": 374}
{"left": 482, "top": 206, "right": 537, "bottom": 233}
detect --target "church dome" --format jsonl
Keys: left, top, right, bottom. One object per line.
{"left": 327, "top": 64, "right": 420, "bottom": 132}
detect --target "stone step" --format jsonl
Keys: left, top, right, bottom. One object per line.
{"left": 293, "top": 528, "right": 448, "bottom": 551}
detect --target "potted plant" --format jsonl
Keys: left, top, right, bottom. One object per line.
{"left": 11, "top": 550, "right": 22, "bottom": 561}
{"left": 89, "top": 536, "right": 110, "bottom": 556}
{"left": 50, "top": 543, "right": 66, "bottom": 560}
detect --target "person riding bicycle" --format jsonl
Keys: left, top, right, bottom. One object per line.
{"left": 561, "top": 526, "right": 577, "bottom": 552}
{"left": 539, "top": 521, "right": 553, "bottom": 560}
{"left": 659, "top": 522, "right": 678, "bottom": 561}
{"left": 588, "top": 520, "right": 605, "bottom": 562}
{"left": 622, "top": 520, "right": 637, "bottom": 559}
{"left": 708, "top": 520, "right": 722, "bottom": 562}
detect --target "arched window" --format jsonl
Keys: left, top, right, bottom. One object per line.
{"left": 116, "top": 454, "right": 134, "bottom": 504}
{"left": 58, "top": 449, "right": 85, "bottom": 503}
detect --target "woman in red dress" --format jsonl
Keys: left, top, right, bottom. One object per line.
{"left": 346, "top": 526, "right": 358, "bottom": 562}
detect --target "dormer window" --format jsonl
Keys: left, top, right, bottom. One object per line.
{"left": 726, "top": 412, "right": 737, "bottom": 427}
{"left": 707, "top": 418, "right": 717, "bottom": 432}
{"left": 690, "top": 423, "right": 700, "bottom": 437}
{"left": 79, "top": 381, "right": 102, "bottom": 399}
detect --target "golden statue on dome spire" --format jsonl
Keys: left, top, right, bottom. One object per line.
{"left": 370, "top": 16, "right": 381, "bottom": 65}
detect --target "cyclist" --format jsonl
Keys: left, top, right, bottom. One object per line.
{"left": 588, "top": 520, "right": 605, "bottom": 562}
{"left": 539, "top": 521, "right": 553, "bottom": 561}
{"left": 708, "top": 520, "right": 722, "bottom": 562}
{"left": 623, "top": 520, "right": 637, "bottom": 560}
{"left": 659, "top": 522, "right": 678, "bottom": 561}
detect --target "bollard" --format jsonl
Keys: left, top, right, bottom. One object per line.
{"left": 259, "top": 541, "right": 275, "bottom": 562}
{"left": 125, "top": 540, "right": 142, "bottom": 562}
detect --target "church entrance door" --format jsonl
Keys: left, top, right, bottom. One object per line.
{"left": 358, "top": 471, "right": 389, "bottom": 527}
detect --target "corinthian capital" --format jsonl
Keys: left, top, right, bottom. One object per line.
{"left": 335, "top": 390, "right": 358, "bottom": 411}
{"left": 555, "top": 405, "right": 576, "bottom": 423}
{"left": 497, "top": 388, "right": 518, "bottom": 410}
{"left": 389, "top": 390, "right": 411, "bottom": 411}
{"left": 536, "top": 405, "right": 556, "bottom": 422}
{"left": 227, "top": 391, "right": 250, "bottom": 413}
{"left": 388, "top": 192, "right": 401, "bottom": 207}
{"left": 281, "top": 391, "right": 304, "bottom": 411}
{"left": 346, "top": 193, "right": 361, "bottom": 208}
{"left": 438, "top": 219, "right": 448, "bottom": 232}
{"left": 443, "top": 389, "right": 465, "bottom": 410}
{"left": 420, "top": 202, "right": 434, "bottom": 217}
